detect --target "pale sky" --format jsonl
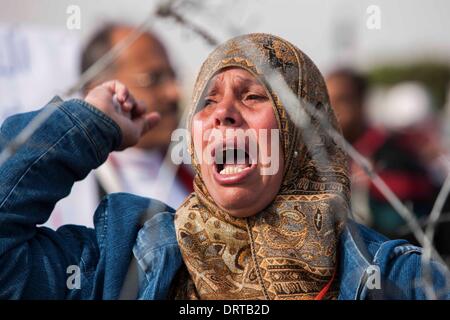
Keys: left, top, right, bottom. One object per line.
{"left": 2, "top": 0, "right": 450, "bottom": 92}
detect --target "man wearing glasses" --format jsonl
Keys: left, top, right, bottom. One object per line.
{"left": 47, "top": 23, "right": 193, "bottom": 228}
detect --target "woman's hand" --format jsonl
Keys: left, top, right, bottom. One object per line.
{"left": 85, "top": 80, "right": 161, "bottom": 150}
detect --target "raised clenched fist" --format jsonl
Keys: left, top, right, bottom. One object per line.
{"left": 85, "top": 80, "right": 161, "bottom": 150}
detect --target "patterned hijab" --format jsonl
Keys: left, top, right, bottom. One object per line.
{"left": 173, "top": 33, "right": 351, "bottom": 300}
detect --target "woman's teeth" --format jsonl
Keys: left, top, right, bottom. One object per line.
{"left": 219, "top": 165, "right": 248, "bottom": 175}
{"left": 216, "top": 148, "right": 252, "bottom": 175}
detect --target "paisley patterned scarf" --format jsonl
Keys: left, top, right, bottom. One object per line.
{"left": 173, "top": 33, "right": 351, "bottom": 300}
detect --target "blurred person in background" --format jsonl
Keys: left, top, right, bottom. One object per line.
{"left": 365, "top": 82, "right": 446, "bottom": 239}
{"left": 47, "top": 24, "right": 193, "bottom": 228}
{"left": 371, "top": 82, "right": 450, "bottom": 261}
{"left": 326, "top": 69, "right": 373, "bottom": 225}
{"left": 326, "top": 69, "right": 368, "bottom": 145}
{"left": 327, "top": 69, "right": 450, "bottom": 262}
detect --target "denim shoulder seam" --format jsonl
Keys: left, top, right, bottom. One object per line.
{"left": 347, "top": 227, "right": 372, "bottom": 266}
{"left": 135, "top": 241, "right": 180, "bottom": 261}
{"left": 390, "top": 244, "right": 422, "bottom": 260}
{"left": 95, "top": 203, "right": 109, "bottom": 252}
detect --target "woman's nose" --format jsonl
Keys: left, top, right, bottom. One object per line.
{"left": 213, "top": 98, "right": 243, "bottom": 128}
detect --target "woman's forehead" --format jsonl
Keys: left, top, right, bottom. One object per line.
{"left": 206, "top": 67, "right": 263, "bottom": 92}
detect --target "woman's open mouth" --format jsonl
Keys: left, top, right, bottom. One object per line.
{"left": 212, "top": 145, "right": 257, "bottom": 185}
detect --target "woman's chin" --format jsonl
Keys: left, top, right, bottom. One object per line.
{"left": 222, "top": 206, "right": 259, "bottom": 218}
{"left": 215, "top": 196, "right": 265, "bottom": 218}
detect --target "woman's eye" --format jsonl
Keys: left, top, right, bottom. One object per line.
{"left": 203, "top": 98, "right": 215, "bottom": 107}
{"left": 245, "top": 94, "right": 266, "bottom": 101}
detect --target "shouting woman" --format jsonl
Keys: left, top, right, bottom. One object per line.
{"left": 0, "top": 33, "right": 448, "bottom": 300}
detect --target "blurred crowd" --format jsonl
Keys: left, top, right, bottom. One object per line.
{"left": 326, "top": 68, "right": 450, "bottom": 263}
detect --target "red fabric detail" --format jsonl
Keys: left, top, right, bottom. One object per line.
{"left": 370, "top": 171, "right": 434, "bottom": 201}
{"left": 177, "top": 165, "right": 194, "bottom": 193}
{"left": 314, "top": 269, "right": 337, "bottom": 300}
{"left": 353, "top": 127, "right": 387, "bottom": 158}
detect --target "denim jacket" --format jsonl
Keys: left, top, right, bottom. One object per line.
{"left": 0, "top": 98, "right": 449, "bottom": 300}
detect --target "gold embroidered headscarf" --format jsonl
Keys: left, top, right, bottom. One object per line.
{"left": 174, "top": 33, "right": 351, "bottom": 300}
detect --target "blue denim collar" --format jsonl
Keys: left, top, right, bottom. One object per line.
{"left": 338, "top": 221, "right": 373, "bottom": 300}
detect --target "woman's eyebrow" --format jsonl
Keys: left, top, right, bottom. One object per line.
{"left": 233, "top": 77, "right": 266, "bottom": 94}
{"left": 233, "top": 75, "right": 260, "bottom": 87}
{"left": 205, "top": 73, "right": 226, "bottom": 96}
{"left": 205, "top": 81, "right": 219, "bottom": 96}
{"left": 204, "top": 73, "right": 264, "bottom": 96}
